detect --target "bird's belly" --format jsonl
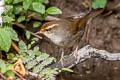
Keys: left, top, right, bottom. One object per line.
{"left": 44, "top": 32, "right": 73, "bottom": 47}
{"left": 50, "top": 37, "right": 65, "bottom": 46}
{"left": 50, "top": 37, "right": 74, "bottom": 47}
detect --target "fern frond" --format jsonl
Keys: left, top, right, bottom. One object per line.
{"left": 19, "top": 40, "right": 57, "bottom": 80}
{"left": 25, "top": 59, "right": 38, "bottom": 69}
{"left": 36, "top": 53, "right": 49, "bottom": 62}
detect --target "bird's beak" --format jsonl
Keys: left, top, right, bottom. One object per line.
{"left": 39, "top": 31, "right": 43, "bottom": 34}
{"left": 35, "top": 31, "right": 39, "bottom": 35}
{"left": 35, "top": 31, "right": 43, "bottom": 35}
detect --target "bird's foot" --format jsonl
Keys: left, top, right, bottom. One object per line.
{"left": 70, "top": 46, "right": 79, "bottom": 58}
{"left": 58, "top": 51, "right": 65, "bottom": 67}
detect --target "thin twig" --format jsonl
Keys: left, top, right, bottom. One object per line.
{"left": 11, "top": 41, "right": 20, "bottom": 53}
{"left": 15, "top": 72, "right": 25, "bottom": 80}
{"left": 27, "top": 71, "right": 43, "bottom": 80}
{"left": 45, "top": 16, "right": 61, "bottom": 21}
{"left": 85, "top": 18, "right": 93, "bottom": 43}
{"left": 13, "top": 22, "right": 42, "bottom": 39}
{"left": 29, "top": 31, "right": 42, "bottom": 39}
{"left": 107, "top": 2, "right": 120, "bottom": 10}
{"left": 13, "top": 22, "right": 25, "bottom": 29}
{"left": 32, "top": 15, "right": 61, "bottom": 21}
{"left": 104, "top": 2, "right": 120, "bottom": 17}
{"left": 103, "top": 10, "right": 113, "bottom": 17}
{"left": 0, "top": 73, "right": 6, "bottom": 80}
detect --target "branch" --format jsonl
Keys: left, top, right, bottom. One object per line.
{"left": 13, "top": 22, "right": 42, "bottom": 39}
{"left": 27, "top": 45, "right": 120, "bottom": 78}
{"left": 11, "top": 41, "right": 20, "bottom": 53}
{"left": 51, "top": 45, "right": 120, "bottom": 69}
{"left": 0, "top": 73, "right": 6, "bottom": 80}
{"left": 33, "top": 15, "right": 61, "bottom": 21}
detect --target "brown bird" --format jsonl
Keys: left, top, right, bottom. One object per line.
{"left": 38, "top": 9, "right": 104, "bottom": 49}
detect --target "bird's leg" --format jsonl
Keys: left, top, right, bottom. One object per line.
{"left": 58, "top": 51, "right": 65, "bottom": 66}
{"left": 60, "top": 50, "right": 65, "bottom": 60}
{"left": 58, "top": 48, "right": 66, "bottom": 66}
{"left": 69, "top": 45, "right": 79, "bottom": 57}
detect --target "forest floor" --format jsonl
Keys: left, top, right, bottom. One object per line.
{"left": 28, "top": 0, "right": 120, "bottom": 80}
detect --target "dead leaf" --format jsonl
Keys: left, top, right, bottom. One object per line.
{"left": 12, "top": 59, "right": 26, "bottom": 77}
{"left": 7, "top": 77, "right": 13, "bottom": 80}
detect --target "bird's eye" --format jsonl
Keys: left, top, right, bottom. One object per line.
{"left": 46, "top": 29, "right": 49, "bottom": 32}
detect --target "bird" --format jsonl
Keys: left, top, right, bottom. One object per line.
{"left": 38, "top": 9, "right": 104, "bottom": 49}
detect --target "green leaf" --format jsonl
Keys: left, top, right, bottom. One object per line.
{"left": 32, "top": 0, "right": 49, "bottom": 4}
{"left": 17, "top": 15, "right": 25, "bottom": 23}
{"left": 33, "top": 0, "right": 42, "bottom": 2}
{"left": 5, "top": 5, "right": 13, "bottom": 14}
{"left": 0, "top": 29, "right": 11, "bottom": 52}
{"left": 7, "top": 53, "right": 15, "bottom": 60}
{"left": 35, "top": 50, "right": 41, "bottom": 56}
{"left": 6, "top": 71, "right": 15, "bottom": 78}
{"left": 18, "top": 40, "right": 27, "bottom": 53}
{"left": 3, "top": 16, "right": 14, "bottom": 23}
{"left": 4, "top": 27, "right": 19, "bottom": 41}
{"left": 46, "top": 7, "right": 62, "bottom": 15}
{"left": 31, "top": 41, "right": 35, "bottom": 45}
{"left": 28, "top": 12, "right": 41, "bottom": 17}
{"left": 0, "top": 60, "right": 7, "bottom": 73}
{"left": 13, "top": 5, "right": 22, "bottom": 14}
{"left": 42, "top": 0, "right": 49, "bottom": 4}
{"left": 5, "top": 0, "right": 13, "bottom": 4}
{"left": 28, "top": 44, "right": 32, "bottom": 49}
{"left": 32, "top": 2, "right": 45, "bottom": 14}
{"left": 25, "top": 31, "right": 31, "bottom": 39}
{"left": 13, "top": 0, "right": 23, "bottom": 4}
{"left": 7, "top": 64, "right": 14, "bottom": 70}
{"left": 33, "top": 46, "right": 39, "bottom": 52}
{"left": 33, "top": 21, "right": 41, "bottom": 28}
{"left": 25, "top": 59, "right": 37, "bottom": 69}
{"left": 41, "top": 0, "right": 48, "bottom": 3}
{"left": 19, "top": 40, "right": 27, "bottom": 52}
{"left": 23, "top": 0, "right": 33, "bottom": 10}
{"left": 62, "top": 68, "right": 73, "bottom": 72}
{"left": 92, "top": 0, "right": 107, "bottom": 9}
{"left": 32, "top": 37, "right": 39, "bottom": 41}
